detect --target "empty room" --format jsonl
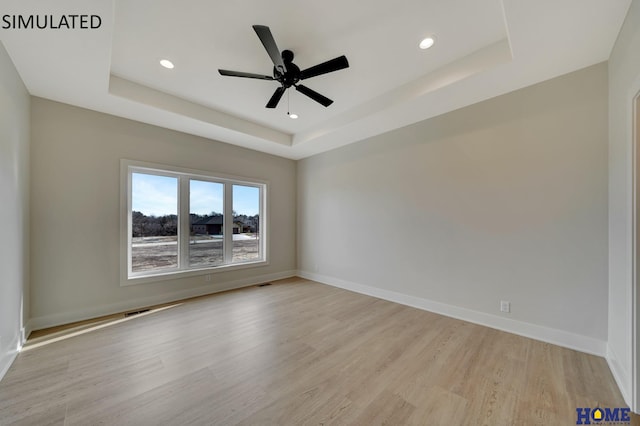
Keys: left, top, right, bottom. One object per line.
{"left": 1, "top": 0, "right": 640, "bottom": 424}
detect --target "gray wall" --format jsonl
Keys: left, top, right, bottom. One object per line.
{"left": 29, "top": 98, "right": 296, "bottom": 328}
{"left": 0, "top": 42, "right": 30, "bottom": 378}
{"left": 608, "top": 0, "right": 640, "bottom": 408}
{"left": 298, "top": 63, "right": 609, "bottom": 348}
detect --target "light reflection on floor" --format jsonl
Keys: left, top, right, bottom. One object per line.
{"left": 22, "top": 304, "right": 182, "bottom": 352}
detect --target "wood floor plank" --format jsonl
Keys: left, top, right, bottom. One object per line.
{"left": 0, "top": 278, "right": 635, "bottom": 425}
{"left": 351, "top": 390, "right": 415, "bottom": 425}
{"left": 405, "top": 385, "right": 469, "bottom": 426}
{"left": 66, "top": 367, "right": 218, "bottom": 425}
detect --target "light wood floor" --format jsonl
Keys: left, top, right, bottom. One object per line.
{"left": 0, "top": 278, "right": 636, "bottom": 425}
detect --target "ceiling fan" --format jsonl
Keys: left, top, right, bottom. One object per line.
{"left": 218, "top": 25, "right": 349, "bottom": 109}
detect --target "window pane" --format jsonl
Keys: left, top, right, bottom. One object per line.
{"left": 131, "top": 173, "right": 178, "bottom": 272}
{"left": 232, "top": 185, "right": 260, "bottom": 263}
{"left": 189, "top": 180, "right": 224, "bottom": 267}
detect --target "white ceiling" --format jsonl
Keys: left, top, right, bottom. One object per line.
{"left": 0, "top": 0, "right": 631, "bottom": 159}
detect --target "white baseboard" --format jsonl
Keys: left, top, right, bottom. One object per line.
{"left": 0, "top": 332, "right": 21, "bottom": 383}
{"left": 30, "top": 270, "right": 296, "bottom": 331}
{"left": 298, "top": 270, "right": 607, "bottom": 357}
{"left": 22, "top": 321, "right": 32, "bottom": 344}
{"left": 606, "top": 344, "right": 633, "bottom": 410}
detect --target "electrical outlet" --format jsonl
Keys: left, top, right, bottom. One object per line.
{"left": 205, "top": 274, "right": 212, "bottom": 282}
{"left": 500, "top": 300, "right": 511, "bottom": 313}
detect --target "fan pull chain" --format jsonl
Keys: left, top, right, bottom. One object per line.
{"left": 287, "top": 90, "right": 298, "bottom": 119}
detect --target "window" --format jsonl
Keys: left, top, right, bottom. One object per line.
{"left": 131, "top": 173, "right": 179, "bottom": 273}
{"left": 121, "top": 160, "right": 266, "bottom": 284}
{"left": 189, "top": 180, "right": 224, "bottom": 268}
{"left": 232, "top": 184, "right": 261, "bottom": 263}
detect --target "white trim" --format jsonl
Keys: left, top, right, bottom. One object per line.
{"left": 120, "top": 159, "right": 269, "bottom": 286}
{"left": 224, "top": 182, "right": 233, "bottom": 262}
{"left": 123, "top": 259, "right": 269, "bottom": 286}
{"left": 259, "top": 183, "right": 267, "bottom": 265}
{"left": 633, "top": 82, "right": 640, "bottom": 413}
{"left": 298, "top": 270, "right": 607, "bottom": 357}
{"left": 607, "top": 45, "right": 640, "bottom": 416}
{"left": 0, "top": 351, "right": 18, "bottom": 383}
{"left": 608, "top": 344, "right": 632, "bottom": 407}
{"left": 0, "top": 331, "right": 22, "bottom": 383}
{"left": 121, "top": 159, "right": 271, "bottom": 186}
{"left": 30, "top": 270, "right": 296, "bottom": 331}
{"left": 22, "top": 321, "right": 32, "bottom": 344}
{"left": 0, "top": 323, "right": 31, "bottom": 384}
{"left": 179, "top": 175, "right": 190, "bottom": 270}
{"left": 120, "top": 160, "right": 129, "bottom": 285}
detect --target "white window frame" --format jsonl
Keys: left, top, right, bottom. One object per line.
{"left": 120, "top": 159, "right": 268, "bottom": 286}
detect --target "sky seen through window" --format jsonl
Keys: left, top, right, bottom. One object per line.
{"left": 132, "top": 173, "right": 259, "bottom": 216}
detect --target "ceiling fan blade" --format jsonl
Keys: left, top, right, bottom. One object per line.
{"left": 252, "top": 25, "right": 287, "bottom": 74}
{"left": 218, "top": 69, "right": 274, "bottom": 80}
{"left": 295, "top": 84, "right": 333, "bottom": 107}
{"left": 266, "top": 86, "right": 286, "bottom": 108}
{"left": 299, "top": 55, "right": 349, "bottom": 80}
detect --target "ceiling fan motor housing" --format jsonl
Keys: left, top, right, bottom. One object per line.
{"left": 275, "top": 50, "right": 300, "bottom": 88}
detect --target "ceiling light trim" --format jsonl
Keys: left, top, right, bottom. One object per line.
{"left": 159, "top": 59, "right": 174, "bottom": 69}
{"left": 419, "top": 36, "right": 436, "bottom": 50}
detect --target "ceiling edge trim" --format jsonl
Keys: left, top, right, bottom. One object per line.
{"left": 108, "top": 75, "right": 292, "bottom": 147}
{"left": 292, "top": 38, "right": 513, "bottom": 148}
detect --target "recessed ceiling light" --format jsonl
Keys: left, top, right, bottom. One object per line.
{"left": 160, "top": 59, "right": 174, "bottom": 69}
{"left": 419, "top": 37, "right": 435, "bottom": 50}
{"left": 289, "top": 113, "right": 299, "bottom": 119}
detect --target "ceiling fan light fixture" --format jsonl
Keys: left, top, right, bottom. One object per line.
{"left": 419, "top": 36, "right": 435, "bottom": 50}
{"left": 160, "top": 59, "right": 174, "bottom": 69}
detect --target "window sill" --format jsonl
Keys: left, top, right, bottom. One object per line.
{"left": 121, "top": 259, "right": 268, "bottom": 286}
